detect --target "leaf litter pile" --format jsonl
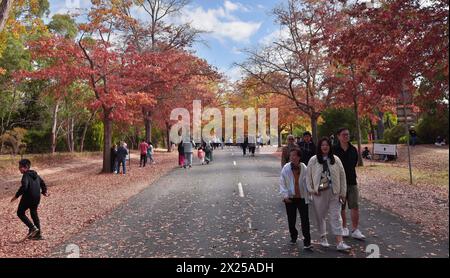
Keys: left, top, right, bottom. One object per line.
{"left": 0, "top": 151, "right": 178, "bottom": 258}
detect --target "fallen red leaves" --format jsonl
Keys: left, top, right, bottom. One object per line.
{"left": 0, "top": 151, "right": 177, "bottom": 258}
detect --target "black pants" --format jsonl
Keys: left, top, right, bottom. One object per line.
{"left": 140, "top": 154, "right": 147, "bottom": 167}
{"left": 285, "top": 198, "right": 311, "bottom": 246}
{"left": 17, "top": 200, "right": 40, "bottom": 231}
{"left": 242, "top": 146, "right": 247, "bottom": 155}
{"left": 249, "top": 146, "right": 256, "bottom": 155}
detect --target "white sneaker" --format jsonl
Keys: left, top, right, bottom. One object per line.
{"left": 320, "top": 237, "right": 330, "bottom": 248}
{"left": 342, "top": 227, "right": 350, "bottom": 237}
{"left": 351, "top": 229, "right": 366, "bottom": 240}
{"left": 337, "top": 241, "right": 351, "bottom": 251}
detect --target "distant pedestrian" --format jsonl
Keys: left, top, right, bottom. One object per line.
{"left": 183, "top": 137, "right": 195, "bottom": 169}
{"left": 362, "top": 147, "right": 372, "bottom": 160}
{"left": 178, "top": 143, "right": 185, "bottom": 168}
{"left": 298, "top": 131, "right": 316, "bottom": 165}
{"left": 197, "top": 146, "right": 205, "bottom": 165}
{"left": 110, "top": 143, "right": 118, "bottom": 173}
{"left": 147, "top": 142, "right": 155, "bottom": 164}
{"left": 115, "top": 142, "right": 128, "bottom": 175}
{"left": 242, "top": 136, "right": 248, "bottom": 156}
{"left": 204, "top": 141, "right": 213, "bottom": 164}
{"left": 306, "top": 137, "right": 351, "bottom": 251}
{"left": 139, "top": 140, "right": 149, "bottom": 167}
{"left": 435, "top": 136, "right": 446, "bottom": 146}
{"left": 280, "top": 148, "right": 312, "bottom": 249}
{"left": 248, "top": 135, "right": 256, "bottom": 156}
{"left": 281, "top": 135, "right": 298, "bottom": 168}
{"left": 409, "top": 127, "right": 418, "bottom": 146}
{"left": 11, "top": 159, "right": 49, "bottom": 240}
{"left": 227, "top": 137, "right": 233, "bottom": 148}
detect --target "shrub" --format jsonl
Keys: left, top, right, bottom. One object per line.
{"left": 384, "top": 124, "right": 407, "bottom": 144}
{"left": 24, "top": 128, "right": 51, "bottom": 153}
{"left": 416, "top": 112, "right": 449, "bottom": 144}
{"left": 0, "top": 127, "right": 28, "bottom": 154}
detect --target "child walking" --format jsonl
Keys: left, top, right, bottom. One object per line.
{"left": 11, "top": 159, "right": 49, "bottom": 240}
{"left": 147, "top": 141, "right": 155, "bottom": 164}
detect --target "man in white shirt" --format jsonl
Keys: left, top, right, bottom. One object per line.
{"left": 280, "top": 148, "right": 312, "bottom": 249}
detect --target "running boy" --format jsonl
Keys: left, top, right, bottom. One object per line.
{"left": 11, "top": 159, "right": 49, "bottom": 240}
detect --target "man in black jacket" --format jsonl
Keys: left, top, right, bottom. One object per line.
{"left": 297, "top": 131, "right": 316, "bottom": 165}
{"left": 11, "top": 159, "right": 49, "bottom": 240}
{"left": 333, "top": 128, "right": 365, "bottom": 240}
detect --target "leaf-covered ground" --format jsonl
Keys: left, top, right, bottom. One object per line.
{"left": 0, "top": 150, "right": 178, "bottom": 258}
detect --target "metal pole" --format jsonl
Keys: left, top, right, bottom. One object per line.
{"left": 402, "top": 82, "right": 413, "bottom": 185}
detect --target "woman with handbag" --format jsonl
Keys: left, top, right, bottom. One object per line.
{"left": 306, "top": 137, "right": 351, "bottom": 251}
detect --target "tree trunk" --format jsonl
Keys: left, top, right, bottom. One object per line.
{"left": 0, "top": 0, "right": 14, "bottom": 32}
{"left": 51, "top": 101, "right": 60, "bottom": 154}
{"left": 66, "top": 117, "right": 74, "bottom": 152}
{"left": 353, "top": 97, "right": 364, "bottom": 167}
{"left": 134, "top": 126, "right": 140, "bottom": 149}
{"left": 102, "top": 110, "right": 113, "bottom": 173}
{"left": 377, "top": 111, "right": 385, "bottom": 140}
{"left": 80, "top": 109, "right": 98, "bottom": 153}
{"left": 369, "top": 119, "right": 376, "bottom": 142}
{"left": 310, "top": 113, "right": 319, "bottom": 145}
{"left": 165, "top": 121, "right": 171, "bottom": 152}
{"left": 143, "top": 108, "right": 152, "bottom": 142}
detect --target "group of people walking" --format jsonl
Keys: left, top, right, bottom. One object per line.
{"left": 240, "top": 135, "right": 262, "bottom": 157}
{"left": 110, "top": 142, "right": 129, "bottom": 175}
{"left": 178, "top": 138, "right": 213, "bottom": 169}
{"left": 110, "top": 140, "right": 156, "bottom": 175}
{"left": 280, "top": 129, "right": 365, "bottom": 251}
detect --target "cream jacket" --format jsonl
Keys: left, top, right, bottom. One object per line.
{"left": 305, "top": 155, "right": 347, "bottom": 197}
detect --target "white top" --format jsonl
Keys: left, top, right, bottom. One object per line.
{"left": 279, "top": 162, "right": 309, "bottom": 203}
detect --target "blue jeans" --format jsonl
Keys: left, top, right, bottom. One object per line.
{"left": 147, "top": 153, "right": 154, "bottom": 163}
{"left": 410, "top": 136, "right": 417, "bottom": 146}
{"left": 115, "top": 158, "right": 126, "bottom": 174}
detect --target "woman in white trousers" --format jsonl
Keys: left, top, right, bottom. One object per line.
{"left": 306, "top": 137, "right": 351, "bottom": 251}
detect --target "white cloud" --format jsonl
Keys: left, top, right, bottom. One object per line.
{"left": 224, "top": 0, "right": 250, "bottom": 13}
{"left": 259, "top": 26, "right": 290, "bottom": 46}
{"left": 226, "top": 66, "right": 244, "bottom": 83}
{"left": 231, "top": 46, "right": 243, "bottom": 55}
{"left": 257, "top": 4, "right": 266, "bottom": 9}
{"left": 177, "top": 2, "right": 261, "bottom": 43}
{"left": 49, "top": 0, "right": 91, "bottom": 17}
{"left": 224, "top": 0, "right": 239, "bottom": 12}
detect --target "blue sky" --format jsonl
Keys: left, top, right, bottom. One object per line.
{"left": 47, "top": 0, "right": 285, "bottom": 82}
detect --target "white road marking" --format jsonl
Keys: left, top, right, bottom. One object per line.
{"left": 247, "top": 218, "right": 252, "bottom": 229}
{"left": 238, "top": 182, "right": 244, "bottom": 198}
{"left": 233, "top": 161, "right": 236, "bottom": 166}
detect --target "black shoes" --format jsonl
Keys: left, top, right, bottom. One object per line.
{"left": 27, "top": 227, "right": 40, "bottom": 239}
{"left": 31, "top": 231, "right": 43, "bottom": 240}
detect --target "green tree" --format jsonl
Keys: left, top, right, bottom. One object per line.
{"left": 318, "top": 108, "right": 370, "bottom": 143}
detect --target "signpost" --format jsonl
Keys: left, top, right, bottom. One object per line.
{"left": 398, "top": 82, "right": 414, "bottom": 185}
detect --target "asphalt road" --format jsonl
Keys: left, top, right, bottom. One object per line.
{"left": 50, "top": 147, "right": 449, "bottom": 258}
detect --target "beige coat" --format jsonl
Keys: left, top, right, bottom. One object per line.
{"left": 306, "top": 155, "right": 347, "bottom": 197}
